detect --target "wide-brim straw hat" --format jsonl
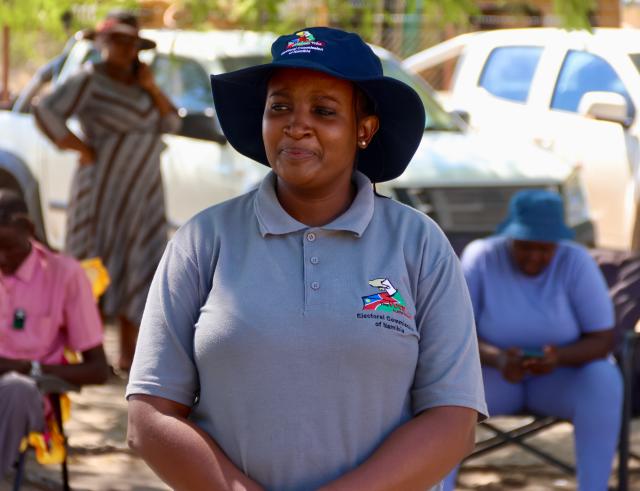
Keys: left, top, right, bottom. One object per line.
{"left": 210, "top": 27, "right": 425, "bottom": 183}
{"left": 83, "top": 11, "right": 155, "bottom": 50}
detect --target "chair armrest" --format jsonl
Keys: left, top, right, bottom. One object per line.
{"left": 32, "top": 374, "right": 80, "bottom": 394}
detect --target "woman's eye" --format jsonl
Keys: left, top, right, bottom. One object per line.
{"left": 270, "top": 103, "right": 288, "bottom": 112}
{"left": 314, "top": 107, "right": 336, "bottom": 116}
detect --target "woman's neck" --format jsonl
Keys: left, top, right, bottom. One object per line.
{"left": 275, "top": 178, "right": 357, "bottom": 227}
{"left": 100, "top": 60, "right": 135, "bottom": 85}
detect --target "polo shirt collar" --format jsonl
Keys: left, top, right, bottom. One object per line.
{"left": 255, "top": 171, "right": 375, "bottom": 238}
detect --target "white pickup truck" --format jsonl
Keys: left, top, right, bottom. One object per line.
{"left": 0, "top": 28, "right": 593, "bottom": 255}
{"left": 405, "top": 27, "right": 640, "bottom": 251}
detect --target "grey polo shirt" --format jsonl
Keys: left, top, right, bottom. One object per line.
{"left": 127, "top": 170, "right": 487, "bottom": 491}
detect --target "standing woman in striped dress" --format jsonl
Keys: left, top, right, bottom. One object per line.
{"left": 34, "top": 11, "right": 180, "bottom": 372}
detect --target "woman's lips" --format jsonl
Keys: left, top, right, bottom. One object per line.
{"left": 280, "top": 147, "right": 315, "bottom": 160}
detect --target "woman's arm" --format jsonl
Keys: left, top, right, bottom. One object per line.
{"left": 478, "top": 339, "right": 526, "bottom": 383}
{"left": 43, "top": 346, "right": 109, "bottom": 385}
{"left": 318, "top": 406, "right": 477, "bottom": 491}
{"left": 0, "top": 346, "right": 108, "bottom": 385}
{"left": 525, "top": 329, "right": 615, "bottom": 375}
{"left": 128, "top": 394, "right": 264, "bottom": 491}
{"left": 137, "top": 63, "right": 177, "bottom": 117}
{"left": 54, "top": 132, "right": 95, "bottom": 165}
{"left": 556, "top": 329, "right": 614, "bottom": 365}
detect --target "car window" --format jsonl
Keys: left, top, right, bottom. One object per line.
{"left": 380, "top": 56, "right": 459, "bottom": 131}
{"left": 478, "top": 46, "right": 543, "bottom": 103}
{"left": 551, "top": 50, "right": 633, "bottom": 117}
{"left": 152, "top": 54, "right": 214, "bottom": 113}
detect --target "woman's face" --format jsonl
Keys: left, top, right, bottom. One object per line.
{"left": 100, "top": 33, "right": 139, "bottom": 69}
{"left": 0, "top": 224, "right": 31, "bottom": 276}
{"left": 511, "top": 239, "right": 557, "bottom": 276}
{"left": 262, "top": 68, "right": 378, "bottom": 196}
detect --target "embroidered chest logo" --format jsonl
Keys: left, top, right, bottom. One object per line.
{"left": 362, "top": 278, "right": 411, "bottom": 318}
{"left": 281, "top": 31, "right": 326, "bottom": 56}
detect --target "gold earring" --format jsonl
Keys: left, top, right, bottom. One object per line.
{"left": 360, "top": 140, "right": 367, "bottom": 148}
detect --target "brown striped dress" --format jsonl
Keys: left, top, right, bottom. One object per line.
{"left": 34, "top": 64, "right": 181, "bottom": 325}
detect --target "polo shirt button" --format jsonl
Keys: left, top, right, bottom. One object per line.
{"left": 310, "top": 256, "right": 319, "bottom": 265}
{"left": 306, "top": 232, "right": 316, "bottom": 242}
{"left": 311, "top": 281, "right": 320, "bottom": 290}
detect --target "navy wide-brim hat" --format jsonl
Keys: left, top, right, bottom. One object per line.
{"left": 496, "top": 189, "right": 575, "bottom": 243}
{"left": 210, "top": 27, "right": 426, "bottom": 183}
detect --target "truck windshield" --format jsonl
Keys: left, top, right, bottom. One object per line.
{"left": 379, "top": 56, "right": 460, "bottom": 132}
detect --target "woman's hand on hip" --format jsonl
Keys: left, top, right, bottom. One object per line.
{"left": 78, "top": 144, "right": 96, "bottom": 166}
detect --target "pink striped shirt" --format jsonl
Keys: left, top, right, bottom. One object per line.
{"left": 0, "top": 241, "right": 103, "bottom": 364}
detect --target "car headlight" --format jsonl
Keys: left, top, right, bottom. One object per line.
{"left": 562, "top": 170, "right": 591, "bottom": 227}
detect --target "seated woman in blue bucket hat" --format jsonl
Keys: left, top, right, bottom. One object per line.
{"left": 444, "top": 189, "right": 622, "bottom": 491}
{"left": 126, "top": 27, "right": 487, "bottom": 491}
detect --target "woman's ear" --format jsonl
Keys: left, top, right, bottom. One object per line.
{"left": 357, "top": 115, "right": 380, "bottom": 149}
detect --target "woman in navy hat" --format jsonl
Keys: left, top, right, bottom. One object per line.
{"left": 444, "top": 189, "right": 622, "bottom": 491}
{"left": 127, "top": 27, "right": 487, "bottom": 491}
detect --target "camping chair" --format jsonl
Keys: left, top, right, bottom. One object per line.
{"left": 12, "top": 258, "right": 110, "bottom": 491}
{"left": 12, "top": 377, "right": 79, "bottom": 491}
{"left": 463, "top": 249, "right": 640, "bottom": 491}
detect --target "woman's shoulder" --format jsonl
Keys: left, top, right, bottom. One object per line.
{"left": 554, "top": 240, "right": 597, "bottom": 270}
{"left": 172, "top": 190, "right": 258, "bottom": 245}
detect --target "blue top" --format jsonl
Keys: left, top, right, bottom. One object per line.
{"left": 127, "top": 171, "right": 487, "bottom": 491}
{"left": 461, "top": 237, "right": 614, "bottom": 350}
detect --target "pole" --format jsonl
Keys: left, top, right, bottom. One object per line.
{"left": 1, "top": 25, "right": 9, "bottom": 104}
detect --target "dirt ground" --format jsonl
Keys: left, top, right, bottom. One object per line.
{"left": 2, "top": 323, "right": 639, "bottom": 491}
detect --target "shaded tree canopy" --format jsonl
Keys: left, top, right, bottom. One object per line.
{"left": 1, "top": 0, "right": 596, "bottom": 35}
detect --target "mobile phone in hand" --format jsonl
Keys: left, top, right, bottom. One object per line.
{"left": 522, "top": 348, "right": 545, "bottom": 359}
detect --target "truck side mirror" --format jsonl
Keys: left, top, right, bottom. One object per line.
{"left": 175, "top": 112, "right": 227, "bottom": 144}
{"left": 578, "top": 91, "right": 630, "bottom": 127}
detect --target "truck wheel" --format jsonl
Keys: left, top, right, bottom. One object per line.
{"left": 0, "top": 169, "right": 24, "bottom": 197}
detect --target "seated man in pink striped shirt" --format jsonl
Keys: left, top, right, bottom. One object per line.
{"left": 0, "top": 189, "right": 108, "bottom": 477}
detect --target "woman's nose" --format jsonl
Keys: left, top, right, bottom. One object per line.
{"left": 283, "top": 109, "right": 311, "bottom": 139}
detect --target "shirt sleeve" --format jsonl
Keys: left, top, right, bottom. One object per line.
{"left": 126, "top": 240, "right": 201, "bottom": 406}
{"left": 33, "top": 70, "right": 93, "bottom": 142}
{"left": 411, "top": 236, "right": 488, "bottom": 421}
{"left": 567, "top": 245, "right": 614, "bottom": 333}
{"left": 63, "top": 260, "right": 104, "bottom": 353}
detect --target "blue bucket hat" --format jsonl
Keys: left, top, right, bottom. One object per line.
{"left": 210, "top": 27, "right": 426, "bottom": 183}
{"left": 496, "top": 189, "right": 575, "bottom": 243}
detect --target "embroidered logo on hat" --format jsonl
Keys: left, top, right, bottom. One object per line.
{"left": 281, "top": 31, "right": 326, "bottom": 56}
{"left": 361, "top": 278, "right": 411, "bottom": 318}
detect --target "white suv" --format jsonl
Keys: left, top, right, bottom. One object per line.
{"left": 0, "top": 28, "right": 592, "bottom": 255}
{"left": 405, "top": 28, "right": 640, "bottom": 251}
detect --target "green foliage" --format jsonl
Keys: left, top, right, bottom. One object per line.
{"left": 421, "top": 0, "right": 478, "bottom": 26}
{"left": 1, "top": 0, "right": 137, "bottom": 73}
{"left": 183, "top": 0, "right": 286, "bottom": 31}
{"left": 554, "top": 0, "right": 595, "bottom": 30}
